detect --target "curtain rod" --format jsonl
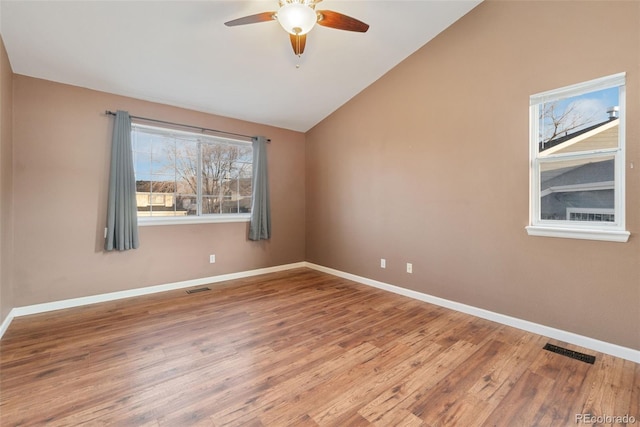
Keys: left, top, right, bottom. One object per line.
{"left": 105, "top": 110, "right": 270, "bottom": 142}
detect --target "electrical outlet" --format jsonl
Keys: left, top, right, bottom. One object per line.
{"left": 209, "top": 254, "right": 216, "bottom": 264}
{"left": 406, "top": 263, "right": 413, "bottom": 274}
{"left": 380, "top": 258, "right": 386, "bottom": 268}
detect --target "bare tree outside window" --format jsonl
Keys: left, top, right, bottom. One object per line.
{"left": 198, "top": 142, "right": 252, "bottom": 214}
{"left": 539, "top": 100, "right": 599, "bottom": 147}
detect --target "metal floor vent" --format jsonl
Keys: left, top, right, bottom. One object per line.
{"left": 543, "top": 343, "right": 595, "bottom": 364}
{"left": 186, "top": 287, "right": 211, "bottom": 294}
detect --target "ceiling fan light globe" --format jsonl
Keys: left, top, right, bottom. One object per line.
{"left": 277, "top": 3, "right": 317, "bottom": 35}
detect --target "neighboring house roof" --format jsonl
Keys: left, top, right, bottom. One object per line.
{"left": 539, "top": 117, "right": 619, "bottom": 154}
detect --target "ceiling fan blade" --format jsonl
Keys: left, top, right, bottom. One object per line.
{"left": 289, "top": 33, "right": 307, "bottom": 56}
{"left": 224, "top": 12, "right": 276, "bottom": 27}
{"left": 317, "top": 10, "right": 369, "bottom": 32}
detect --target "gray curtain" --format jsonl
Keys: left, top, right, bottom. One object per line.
{"left": 105, "top": 110, "right": 139, "bottom": 251}
{"left": 249, "top": 136, "right": 271, "bottom": 241}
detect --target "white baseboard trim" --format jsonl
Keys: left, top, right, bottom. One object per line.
{"left": 305, "top": 262, "right": 640, "bottom": 364}
{"left": 0, "top": 308, "right": 16, "bottom": 339}
{"left": 1, "top": 260, "right": 638, "bottom": 364}
{"left": 0, "top": 262, "right": 306, "bottom": 339}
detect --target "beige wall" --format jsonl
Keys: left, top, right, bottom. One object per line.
{"left": 0, "top": 36, "right": 14, "bottom": 324}
{"left": 12, "top": 76, "right": 305, "bottom": 306}
{"left": 306, "top": 1, "right": 640, "bottom": 350}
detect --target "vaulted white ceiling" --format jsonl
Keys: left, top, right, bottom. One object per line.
{"left": 1, "top": 1, "right": 481, "bottom": 132}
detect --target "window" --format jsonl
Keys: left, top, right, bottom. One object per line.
{"left": 567, "top": 208, "right": 615, "bottom": 223}
{"left": 527, "top": 73, "right": 629, "bottom": 242}
{"left": 132, "top": 124, "right": 253, "bottom": 225}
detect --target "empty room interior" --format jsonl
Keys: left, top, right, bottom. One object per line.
{"left": 0, "top": 0, "right": 639, "bottom": 425}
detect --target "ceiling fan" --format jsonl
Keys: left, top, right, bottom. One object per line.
{"left": 224, "top": 0, "right": 369, "bottom": 57}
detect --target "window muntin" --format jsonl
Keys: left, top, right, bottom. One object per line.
{"left": 132, "top": 124, "right": 252, "bottom": 222}
{"left": 528, "top": 73, "right": 628, "bottom": 241}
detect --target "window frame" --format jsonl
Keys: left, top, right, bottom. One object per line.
{"left": 526, "top": 72, "right": 629, "bottom": 242}
{"left": 131, "top": 123, "right": 253, "bottom": 226}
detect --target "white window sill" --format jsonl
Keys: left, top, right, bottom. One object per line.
{"left": 138, "top": 214, "right": 250, "bottom": 226}
{"left": 525, "top": 225, "right": 630, "bottom": 243}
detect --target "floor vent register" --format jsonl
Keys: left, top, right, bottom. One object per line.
{"left": 186, "top": 287, "right": 211, "bottom": 294}
{"left": 543, "top": 343, "right": 596, "bottom": 364}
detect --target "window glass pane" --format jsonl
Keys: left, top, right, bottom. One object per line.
{"left": 238, "top": 146, "right": 252, "bottom": 163}
{"left": 238, "top": 164, "right": 252, "bottom": 198}
{"left": 539, "top": 87, "right": 619, "bottom": 154}
{"left": 134, "top": 152, "right": 152, "bottom": 183}
{"left": 145, "top": 138, "right": 174, "bottom": 183}
{"left": 141, "top": 173, "right": 176, "bottom": 217}
{"left": 148, "top": 174, "right": 175, "bottom": 191}
{"left": 222, "top": 201, "right": 240, "bottom": 214}
{"left": 132, "top": 132, "right": 153, "bottom": 153}
{"left": 201, "top": 143, "right": 225, "bottom": 196}
{"left": 539, "top": 155, "right": 615, "bottom": 221}
{"left": 177, "top": 195, "right": 197, "bottom": 216}
{"left": 202, "top": 196, "right": 221, "bottom": 215}
{"left": 173, "top": 139, "right": 198, "bottom": 195}
{"left": 176, "top": 177, "right": 196, "bottom": 195}
{"left": 201, "top": 176, "right": 220, "bottom": 197}
{"left": 240, "top": 198, "right": 252, "bottom": 213}
{"left": 133, "top": 131, "right": 153, "bottom": 185}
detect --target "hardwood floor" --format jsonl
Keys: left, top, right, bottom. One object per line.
{"left": 1, "top": 268, "right": 638, "bottom": 426}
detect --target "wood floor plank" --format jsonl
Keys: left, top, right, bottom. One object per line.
{"left": 631, "top": 363, "right": 640, "bottom": 420}
{"left": 578, "top": 353, "right": 627, "bottom": 418}
{"left": 199, "top": 342, "right": 381, "bottom": 426}
{"left": 481, "top": 369, "right": 556, "bottom": 426}
{"left": 309, "top": 342, "right": 439, "bottom": 426}
{"left": 466, "top": 329, "right": 546, "bottom": 405}
{"left": 1, "top": 268, "right": 637, "bottom": 426}
{"left": 357, "top": 339, "right": 477, "bottom": 423}
{"left": 529, "top": 352, "right": 591, "bottom": 426}
{"left": 411, "top": 338, "right": 507, "bottom": 425}
{"left": 612, "top": 359, "right": 637, "bottom": 417}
